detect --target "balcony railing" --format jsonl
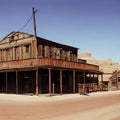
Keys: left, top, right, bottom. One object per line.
{"left": 0, "top": 57, "right": 99, "bottom": 71}
{"left": 39, "top": 58, "right": 99, "bottom": 71}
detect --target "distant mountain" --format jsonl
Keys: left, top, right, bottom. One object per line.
{"left": 78, "top": 52, "right": 120, "bottom": 81}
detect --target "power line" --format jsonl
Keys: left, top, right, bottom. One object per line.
{"left": 18, "top": 15, "right": 33, "bottom": 32}
{"left": 9, "top": 9, "right": 37, "bottom": 37}
{"left": 10, "top": 14, "right": 33, "bottom": 37}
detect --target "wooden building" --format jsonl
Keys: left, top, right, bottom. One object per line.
{"left": 0, "top": 31, "right": 103, "bottom": 95}
{"left": 109, "top": 71, "right": 120, "bottom": 90}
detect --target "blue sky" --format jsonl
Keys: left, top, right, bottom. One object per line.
{"left": 0, "top": 0, "right": 120, "bottom": 63}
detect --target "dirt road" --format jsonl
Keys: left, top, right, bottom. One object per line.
{"left": 0, "top": 91, "right": 120, "bottom": 120}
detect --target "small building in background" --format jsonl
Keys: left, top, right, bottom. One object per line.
{"left": 109, "top": 70, "right": 120, "bottom": 90}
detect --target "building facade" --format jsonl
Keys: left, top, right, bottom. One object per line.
{"left": 0, "top": 32, "right": 103, "bottom": 95}
{"left": 109, "top": 71, "right": 120, "bottom": 90}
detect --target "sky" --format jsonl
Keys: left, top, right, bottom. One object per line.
{"left": 0, "top": 0, "right": 120, "bottom": 63}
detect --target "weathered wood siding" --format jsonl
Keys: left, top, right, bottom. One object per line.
{"left": 0, "top": 32, "right": 37, "bottom": 69}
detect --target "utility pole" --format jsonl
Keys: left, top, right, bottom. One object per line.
{"left": 32, "top": 8, "right": 38, "bottom": 60}
{"left": 32, "top": 8, "right": 37, "bottom": 37}
{"left": 32, "top": 8, "right": 39, "bottom": 96}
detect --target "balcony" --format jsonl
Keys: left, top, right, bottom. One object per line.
{"left": 39, "top": 58, "right": 99, "bottom": 71}
{"left": 0, "top": 57, "right": 99, "bottom": 71}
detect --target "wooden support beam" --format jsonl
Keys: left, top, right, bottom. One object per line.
{"left": 16, "top": 71, "right": 18, "bottom": 94}
{"left": 83, "top": 71, "right": 86, "bottom": 94}
{"left": 89, "top": 72, "right": 91, "bottom": 84}
{"left": 6, "top": 72, "right": 7, "bottom": 94}
{"left": 49, "top": 68, "right": 52, "bottom": 96}
{"left": 93, "top": 73, "right": 94, "bottom": 77}
{"left": 101, "top": 74, "right": 103, "bottom": 83}
{"left": 73, "top": 70, "right": 75, "bottom": 93}
{"left": 60, "top": 69, "right": 62, "bottom": 95}
{"left": 36, "top": 68, "right": 39, "bottom": 95}
{"left": 83, "top": 71, "right": 85, "bottom": 84}
{"left": 97, "top": 73, "right": 99, "bottom": 84}
{"left": 116, "top": 73, "right": 118, "bottom": 89}
{"left": 93, "top": 73, "right": 95, "bottom": 83}
{"left": 39, "top": 70, "right": 42, "bottom": 94}
{"left": 101, "top": 74, "right": 103, "bottom": 91}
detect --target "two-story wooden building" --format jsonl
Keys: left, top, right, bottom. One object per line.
{"left": 0, "top": 31, "right": 103, "bottom": 95}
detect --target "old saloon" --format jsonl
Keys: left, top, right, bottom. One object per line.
{"left": 0, "top": 31, "right": 103, "bottom": 95}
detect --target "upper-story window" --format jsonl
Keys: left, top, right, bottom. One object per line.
{"left": 64, "top": 51, "right": 68, "bottom": 60}
{"left": 42, "top": 45, "right": 45, "bottom": 57}
{"left": 9, "top": 35, "right": 14, "bottom": 42}
{"left": 70, "top": 51, "right": 73, "bottom": 61}
{"left": 26, "top": 45, "right": 30, "bottom": 59}
{"left": 55, "top": 48, "right": 61, "bottom": 59}
{"left": 15, "top": 46, "right": 19, "bottom": 60}
{"left": 50, "top": 47, "right": 52, "bottom": 58}
{"left": 6, "top": 49, "right": 10, "bottom": 61}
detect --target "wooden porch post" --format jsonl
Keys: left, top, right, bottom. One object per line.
{"left": 73, "top": 70, "right": 75, "bottom": 93}
{"left": 36, "top": 68, "right": 39, "bottom": 96}
{"left": 16, "top": 71, "right": 18, "bottom": 94}
{"left": 60, "top": 69, "right": 62, "bottom": 95}
{"left": 49, "top": 68, "right": 52, "bottom": 96}
{"left": 39, "top": 70, "right": 42, "bottom": 94}
{"left": 83, "top": 71, "right": 86, "bottom": 94}
{"left": 101, "top": 74, "right": 103, "bottom": 83}
{"left": 116, "top": 73, "right": 118, "bottom": 89}
{"left": 93, "top": 73, "right": 95, "bottom": 83}
{"left": 101, "top": 73, "right": 103, "bottom": 90}
{"left": 97, "top": 73, "right": 99, "bottom": 84}
{"left": 83, "top": 71, "right": 85, "bottom": 84}
{"left": 6, "top": 72, "right": 7, "bottom": 94}
{"left": 89, "top": 72, "right": 91, "bottom": 84}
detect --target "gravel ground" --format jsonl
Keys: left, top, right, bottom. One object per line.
{"left": 0, "top": 91, "right": 120, "bottom": 120}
